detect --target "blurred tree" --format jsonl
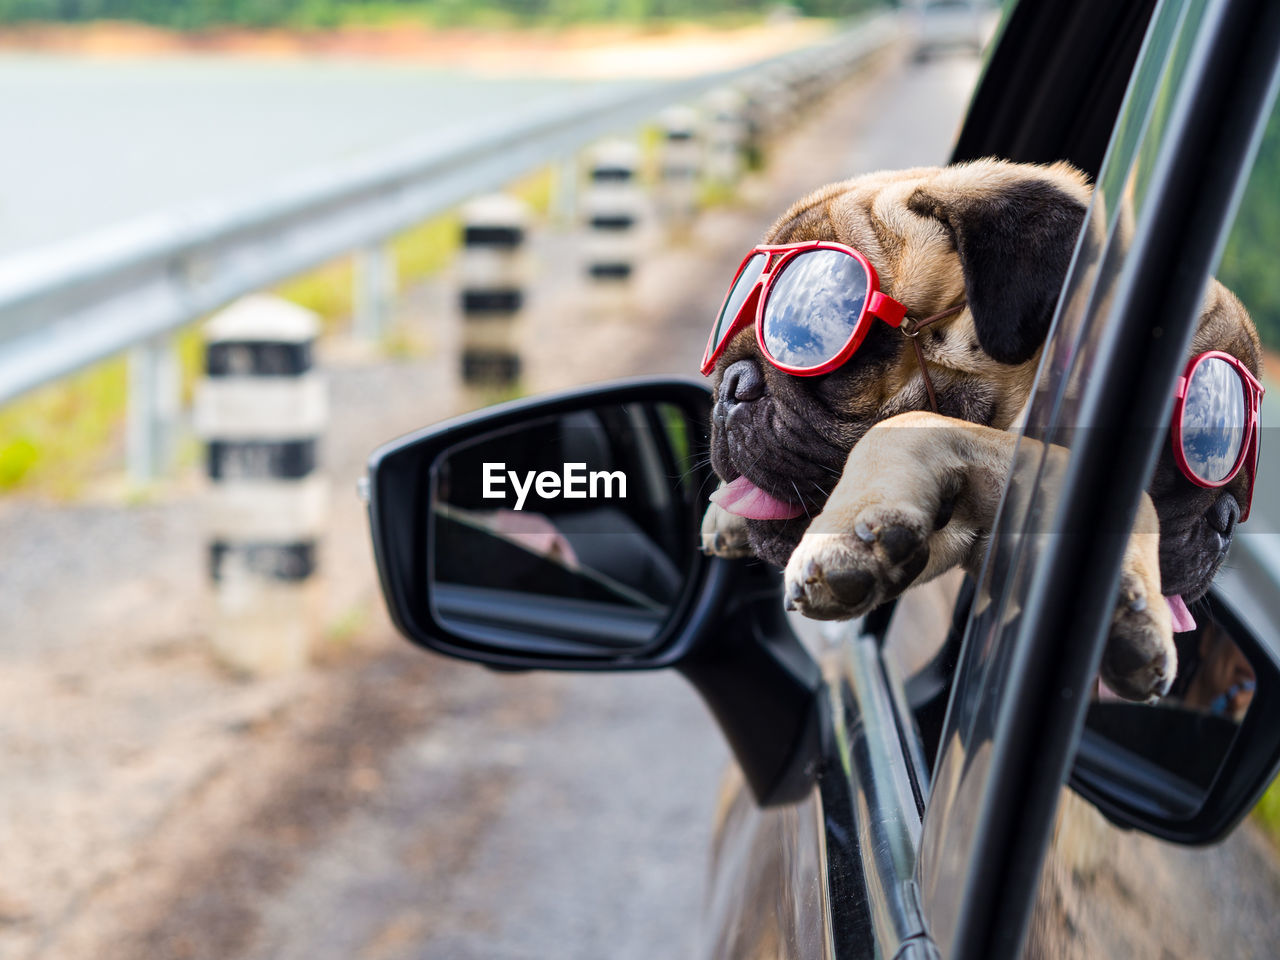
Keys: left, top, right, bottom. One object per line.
{"left": 1218, "top": 106, "right": 1280, "bottom": 353}
{"left": 0, "top": 0, "right": 889, "bottom": 25}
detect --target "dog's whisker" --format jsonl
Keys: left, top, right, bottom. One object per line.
{"left": 791, "top": 480, "right": 812, "bottom": 521}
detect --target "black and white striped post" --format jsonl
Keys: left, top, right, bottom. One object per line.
{"left": 763, "top": 65, "right": 800, "bottom": 133}
{"left": 704, "top": 88, "right": 747, "bottom": 186}
{"left": 195, "top": 295, "right": 327, "bottom": 676}
{"left": 656, "top": 105, "right": 701, "bottom": 235}
{"left": 583, "top": 139, "right": 642, "bottom": 289}
{"left": 460, "top": 194, "right": 528, "bottom": 396}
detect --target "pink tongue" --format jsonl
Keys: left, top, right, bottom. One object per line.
{"left": 711, "top": 475, "right": 805, "bottom": 521}
{"left": 1167, "top": 594, "right": 1197, "bottom": 634}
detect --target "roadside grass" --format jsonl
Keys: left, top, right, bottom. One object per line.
{"left": 0, "top": 359, "right": 129, "bottom": 498}
{"left": 0, "top": 166, "right": 554, "bottom": 498}
{"left": 1254, "top": 779, "right": 1280, "bottom": 845}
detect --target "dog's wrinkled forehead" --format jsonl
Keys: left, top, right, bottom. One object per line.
{"left": 759, "top": 169, "right": 965, "bottom": 317}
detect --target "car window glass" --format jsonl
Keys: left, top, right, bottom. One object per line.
{"left": 1096, "top": 0, "right": 1209, "bottom": 223}
{"left": 1021, "top": 90, "right": 1280, "bottom": 960}
{"left": 915, "top": 0, "right": 1279, "bottom": 953}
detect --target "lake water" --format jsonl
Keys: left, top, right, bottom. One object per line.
{"left": 0, "top": 56, "right": 641, "bottom": 257}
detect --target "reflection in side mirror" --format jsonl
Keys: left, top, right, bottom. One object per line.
{"left": 431, "top": 404, "right": 697, "bottom": 657}
{"left": 1070, "top": 585, "right": 1280, "bottom": 844}
{"left": 366, "top": 379, "right": 715, "bottom": 668}
{"left": 1078, "top": 618, "right": 1253, "bottom": 820}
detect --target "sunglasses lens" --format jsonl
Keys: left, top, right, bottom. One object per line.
{"left": 709, "top": 253, "right": 768, "bottom": 356}
{"left": 761, "top": 250, "right": 867, "bottom": 369}
{"left": 1181, "top": 356, "right": 1248, "bottom": 483}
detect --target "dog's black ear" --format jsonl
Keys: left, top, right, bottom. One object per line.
{"left": 908, "top": 161, "right": 1089, "bottom": 365}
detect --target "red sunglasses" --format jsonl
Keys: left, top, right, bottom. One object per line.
{"left": 701, "top": 241, "right": 966, "bottom": 413}
{"left": 705, "top": 245, "right": 1264, "bottom": 521}
{"left": 1171, "top": 349, "right": 1264, "bottom": 522}
{"left": 701, "top": 241, "right": 911, "bottom": 377}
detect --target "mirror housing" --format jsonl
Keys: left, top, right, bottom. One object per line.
{"left": 1069, "top": 547, "right": 1280, "bottom": 844}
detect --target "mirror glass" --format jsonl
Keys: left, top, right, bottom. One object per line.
{"left": 428, "top": 402, "right": 704, "bottom": 657}
{"left": 1075, "top": 610, "right": 1257, "bottom": 819}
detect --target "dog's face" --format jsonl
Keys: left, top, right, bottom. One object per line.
{"left": 708, "top": 160, "right": 1261, "bottom": 606}
{"left": 709, "top": 160, "right": 1092, "bottom": 565}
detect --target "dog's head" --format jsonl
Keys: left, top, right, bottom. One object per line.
{"left": 707, "top": 160, "right": 1262, "bottom": 610}
{"left": 708, "top": 159, "right": 1092, "bottom": 565}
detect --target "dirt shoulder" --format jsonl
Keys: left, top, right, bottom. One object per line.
{"left": 0, "top": 17, "right": 834, "bottom": 78}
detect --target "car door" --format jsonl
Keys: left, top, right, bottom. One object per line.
{"left": 702, "top": 2, "right": 1280, "bottom": 957}
{"left": 910, "top": 0, "right": 1280, "bottom": 957}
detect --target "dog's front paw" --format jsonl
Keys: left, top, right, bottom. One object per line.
{"left": 701, "top": 499, "right": 753, "bottom": 558}
{"left": 783, "top": 506, "right": 932, "bottom": 620}
{"left": 1101, "top": 571, "right": 1176, "bottom": 701}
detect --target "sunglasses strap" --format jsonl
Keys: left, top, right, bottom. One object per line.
{"left": 902, "top": 301, "right": 968, "bottom": 414}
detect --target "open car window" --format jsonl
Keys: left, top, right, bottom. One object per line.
{"left": 917, "top": 0, "right": 1280, "bottom": 955}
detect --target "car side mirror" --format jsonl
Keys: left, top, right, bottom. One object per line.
{"left": 364, "top": 377, "right": 825, "bottom": 806}
{"left": 1069, "top": 568, "right": 1280, "bottom": 844}
{"left": 365, "top": 378, "right": 718, "bottom": 668}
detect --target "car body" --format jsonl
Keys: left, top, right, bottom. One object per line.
{"left": 366, "top": 0, "right": 1280, "bottom": 956}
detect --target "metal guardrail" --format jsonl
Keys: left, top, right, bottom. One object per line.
{"left": 0, "top": 14, "right": 896, "bottom": 411}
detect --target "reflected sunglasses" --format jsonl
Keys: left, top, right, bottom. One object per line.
{"left": 1172, "top": 350, "right": 1264, "bottom": 522}
{"left": 700, "top": 241, "right": 964, "bottom": 412}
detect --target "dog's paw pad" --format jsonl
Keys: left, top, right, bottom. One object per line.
{"left": 701, "top": 500, "right": 753, "bottom": 558}
{"left": 1102, "top": 573, "right": 1176, "bottom": 701}
{"left": 825, "top": 567, "right": 877, "bottom": 608}
{"left": 783, "top": 510, "right": 932, "bottom": 622}
{"left": 879, "top": 524, "right": 924, "bottom": 565}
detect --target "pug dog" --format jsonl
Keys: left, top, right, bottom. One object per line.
{"left": 702, "top": 159, "right": 1261, "bottom": 702}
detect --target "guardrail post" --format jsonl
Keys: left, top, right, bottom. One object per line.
{"left": 657, "top": 106, "right": 701, "bottom": 236}
{"left": 739, "top": 84, "right": 767, "bottom": 170}
{"left": 354, "top": 243, "right": 396, "bottom": 342}
{"left": 126, "top": 333, "right": 180, "bottom": 484}
{"left": 765, "top": 65, "right": 801, "bottom": 132}
{"left": 550, "top": 154, "right": 579, "bottom": 228}
{"left": 195, "top": 295, "right": 327, "bottom": 676}
{"left": 460, "top": 194, "right": 528, "bottom": 397}
{"left": 583, "top": 139, "right": 642, "bottom": 291}
{"left": 705, "top": 88, "right": 749, "bottom": 187}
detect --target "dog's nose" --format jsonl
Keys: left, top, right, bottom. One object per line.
{"left": 721, "top": 360, "right": 765, "bottom": 404}
{"left": 1206, "top": 494, "right": 1240, "bottom": 538}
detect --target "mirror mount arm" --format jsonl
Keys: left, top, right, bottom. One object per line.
{"left": 677, "top": 560, "right": 826, "bottom": 807}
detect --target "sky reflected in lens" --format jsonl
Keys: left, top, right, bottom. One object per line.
{"left": 1182, "top": 357, "right": 1246, "bottom": 483}
{"left": 711, "top": 253, "right": 767, "bottom": 352}
{"left": 762, "top": 250, "right": 867, "bottom": 368}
